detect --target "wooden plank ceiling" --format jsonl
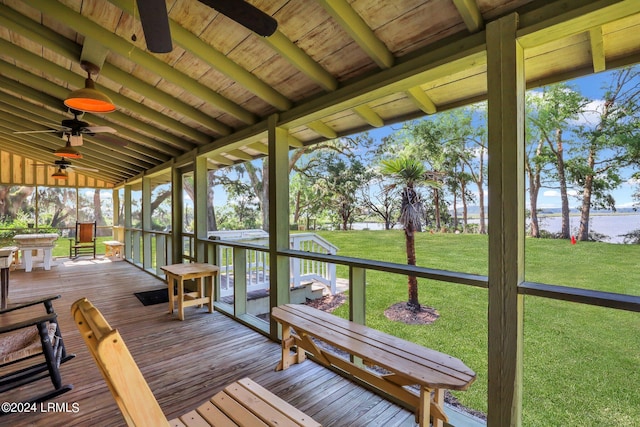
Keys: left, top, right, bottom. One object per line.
{"left": 0, "top": 0, "right": 639, "bottom": 186}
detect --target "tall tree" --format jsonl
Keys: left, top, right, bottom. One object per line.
{"left": 572, "top": 67, "right": 640, "bottom": 240}
{"left": 528, "top": 84, "right": 588, "bottom": 238}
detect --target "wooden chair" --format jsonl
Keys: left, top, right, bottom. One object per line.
{"left": 71, "top": 297, "right": 321, "bottom": 427}
{"left": 0, "top": 295, "right": 75, "bottom": 412}
{"left": 69, "top": 221, "right": 97, "bottom": 259}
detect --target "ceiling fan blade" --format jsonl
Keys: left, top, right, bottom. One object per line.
{"left": 13, "top": 129, "right": 57, "bottom": 134}
{"left": 136, "top": 0, "right": 173, "bottom": 53}
{"left": 199, "top": 0, "right": 278, "bottom": 37}
{"left": 82, "top": 126, "right": 117, "bottom": 134}
{"left": 67, "top": 165, "right": 99, "bottom": 172}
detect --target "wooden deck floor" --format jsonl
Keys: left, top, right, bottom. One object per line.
{"left": 1, "top": 258, "right": 416, "bottom": 426}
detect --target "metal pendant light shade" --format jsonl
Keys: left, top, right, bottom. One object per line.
{"left": 54, "top": 145, "right": 82, "bottom": 159}
{"left": 51, "top": 167, "right": 68, "bottom": 180}
{"left": 54, "top": 136, "right": 83, "bottom": 159}
{"left": 64, "top": 61, "right": 116, "bottom": 113}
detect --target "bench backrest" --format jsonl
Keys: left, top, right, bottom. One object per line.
{"left": 71, "top": 298, "right": 170, "bottom": 427}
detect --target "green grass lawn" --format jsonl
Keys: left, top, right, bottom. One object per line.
{"left": 315, "top": 230, "right": 640, "bottom": 426}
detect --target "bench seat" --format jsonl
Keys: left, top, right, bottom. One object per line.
{"left": 72, "top": 298, "right": 320, "bottom": 427}
{"left": 169, "top": 377, "right": 320, "bottom": 427}
{"left": 272, "top": 304, "right": 476, "bottom": 427}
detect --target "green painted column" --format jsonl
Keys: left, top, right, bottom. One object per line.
{"left": 486, "top": 13, "right": 525, "bottom": 427}
{"left": 124, "top": 185, "right": 132, "bottom": 260}
{"left": 171, "top": 167, "right": 183, "bottom": 265}
{"left": 268, "top": 114, "right": 291, "bottom": 340}
{"left": 142, "top": 176, "right": 152, "bottom": 270}
{"left": 194, "top": 156, "right": 209, "bottom": 263}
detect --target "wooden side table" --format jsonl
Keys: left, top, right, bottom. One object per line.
{"left": 160, "top": 263, "right": 219, "bottom": 320}
{"left": 103, "top": 240, "right": 124, "bottom": 260}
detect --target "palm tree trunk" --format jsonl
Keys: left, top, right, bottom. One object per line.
{"left": 405, "top": 223, "right": 419, "bottom": 310}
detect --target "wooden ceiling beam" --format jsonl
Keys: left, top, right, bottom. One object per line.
{"left": 21, "top": 0, "right": 256, "bottom": 125}
{"left": 247, "top": 142, "right": 269, "bottom": 155}
{"left": 226, "top": 149, "right": 254, "bottom": 161}
{"left": 210, "top": 154, "right": 234, "bottom": 166}
{"left": 517, "top": 0, "right": 640, "bottom": 48}
{"left": 353, "top": 105, "right": 384, "bottom": 127}
{"left": 265, "top": 31, "right": 338, "bottom": 91}
{"left": 317, "top": 0, "right": 394, "bottom": 69}
{"left": 453, "top": 0, "right": 485, "bottom": 32}
{"left": 589, "top": 27, "right": 607, "bottom": 73}
{"left": 107, "top": 0, "right": 291, "bottom": 112}
{"left": 307, "top": 121, "right": 338, "bottom": 139}
{"left": 279, "top": 35, "right": 488, "bottom": 130}
{"left": 406, "top": 87, "right": 438, "bottom": 114}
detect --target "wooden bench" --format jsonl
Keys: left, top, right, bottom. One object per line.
{"left": 72, "top": 298, "right": 321, "bottom": 427}
{"left": 272, "top": 304, "right": 476, "bottom": 427}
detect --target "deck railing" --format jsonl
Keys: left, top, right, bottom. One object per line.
{"left": 207, "top": 230, "right": 337, "bottom": 298}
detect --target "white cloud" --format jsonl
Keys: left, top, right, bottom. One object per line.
{"left": 572, "top": 99, "right": 604, "bottom": 127}
{"left": 543, "top": 190, "right": 559, "bottom": 197}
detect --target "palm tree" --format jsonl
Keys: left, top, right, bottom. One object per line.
{"left": 380, "top": 156, "right": 432, "bottom": 311}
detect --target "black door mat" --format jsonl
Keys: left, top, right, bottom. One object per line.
{"left": 134, "top": 289, "right": 169, "bottom": 306}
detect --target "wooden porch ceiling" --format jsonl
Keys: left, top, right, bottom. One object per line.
{"left": 0, "top": 0, "right": 639, "bottom": 185}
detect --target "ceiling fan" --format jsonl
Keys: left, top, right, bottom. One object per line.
{"left": 136, "top": 0, "right": 278, "bottom": 53}
{"left": 14, "top": 109, "right": 122, "bottom": 147}
{"left": 34, "top": 158, "right": 99, "bottom": 180}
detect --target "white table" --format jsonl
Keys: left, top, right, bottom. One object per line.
{"left": 13, "top": 234, "right": 59, "bottom": 272}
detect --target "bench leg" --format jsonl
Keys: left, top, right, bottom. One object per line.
{"left": 418, "top": 387, "right": 447, "bottom": 427}
{"left": 276, "top": 324, "right": 306, "bottom": 371}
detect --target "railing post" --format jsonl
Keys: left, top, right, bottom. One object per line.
{"left": 155, "top": 234, "right": 166, "bottom": 276}
{"left": 234, "top": 247, "right": 247, "bottom": 316}
{"left": 349, "top": 266, "right": 366, "bottom": 325}
{"left": 291, "top": 235, "right": 301, "bottom": 287}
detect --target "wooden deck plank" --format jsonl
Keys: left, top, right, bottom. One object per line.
{"left": 1, "top": 259, "right": 416, "bottom": 426}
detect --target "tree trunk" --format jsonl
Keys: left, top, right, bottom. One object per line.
{"left": 461, "top": 179, "right": 468, "bottom": 233}
{"left": 433, "top": 189, "right": 441, "bottom": 230}
{"left": 526, "top": 139, "right": 543, "bottom": 238}
{"left": 578, "top": 149, "right": 596, "bottom": 241}
{"left": 405, "top": 223, "right": 419, "bottom": 310}
{"left": 554, "top": 129, "right": 571, "bottom": 239}
{"left": 452, "top": 191, "right": 458, "bottom": 230}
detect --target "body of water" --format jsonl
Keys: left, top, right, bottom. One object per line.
{"left": 353, "top": 214, "right": 640, "bottom": 243}
{"left": 536, "top": 214, "right": 640, "bottom": 243}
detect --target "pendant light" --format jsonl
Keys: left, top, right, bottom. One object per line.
{"left": 51, "top": 167, "right": 68, "bottom": 180}
{"left": 64, "top": 61, "right": 116, "bottom": 113}
{"left": 54, "top": 135, "right": 83, "bottom": 159}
